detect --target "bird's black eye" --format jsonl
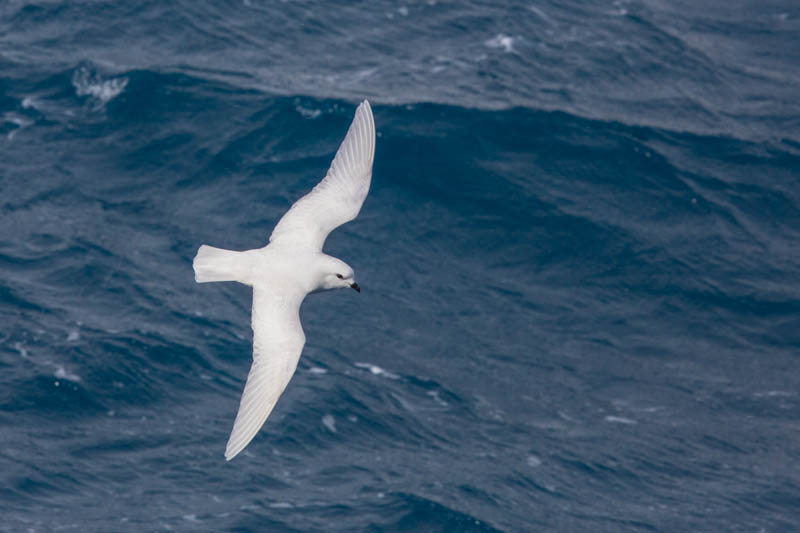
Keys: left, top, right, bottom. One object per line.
{"left": 336, "top": 274, "right": 343, "bottom": 279}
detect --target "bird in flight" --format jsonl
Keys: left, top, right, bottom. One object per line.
{"left": 193, "top": 101, "right": 375, "bottom": 460}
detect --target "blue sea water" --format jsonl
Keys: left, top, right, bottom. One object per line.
{"left": 2, "top": 0, "right": 800, "bottom": 530}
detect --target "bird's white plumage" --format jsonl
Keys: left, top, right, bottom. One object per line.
{"left": 224, "top": 286, "right": 305, "bottom": 460}
{"left": 194, "top": 100, "right": 375, "bottom": 461}
{"left": 270, "top": 100, "right": 375, "bottom": 251}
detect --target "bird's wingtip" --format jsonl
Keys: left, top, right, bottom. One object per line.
{"left": 224, "top": 441, "right": 239, "bottom": 461}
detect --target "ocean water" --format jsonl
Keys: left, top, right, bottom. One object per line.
{"left": 2, "top": 0, "right": 800, "bottom": 531}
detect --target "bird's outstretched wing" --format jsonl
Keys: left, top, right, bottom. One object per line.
{"left": 224, "top": 285, "right": 306, "bottom": 461}
{"left": 269, "top": 100, "right": 375, "bottom": 252}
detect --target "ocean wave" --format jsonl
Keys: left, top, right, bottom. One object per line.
{"left": 71, "top": 64, "right": 128, "bottom": 107}
{"left": 1, "top": 3, "right": 799, "bottom": 529}
{"left": 2, "top": 0, "right": 797, "bottom": 142}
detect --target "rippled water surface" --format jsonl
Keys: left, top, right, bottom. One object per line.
{"left": 1, "top": 1, "right": 799, "bottom": 531}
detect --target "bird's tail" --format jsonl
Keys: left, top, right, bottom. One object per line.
{"left": 193, "top": 245, "right": 251, "bottom": 284}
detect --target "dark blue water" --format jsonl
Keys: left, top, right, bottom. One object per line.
{"left": 2, "top": 1, "right": 800, "bottom": 531}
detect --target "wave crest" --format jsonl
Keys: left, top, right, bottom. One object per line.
{"left": 72, "top": 64, "right": 128, "bottom": 107}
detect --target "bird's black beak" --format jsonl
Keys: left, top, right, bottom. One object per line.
{"left": 351, "top": 283, "right": 360, "bottom": 293}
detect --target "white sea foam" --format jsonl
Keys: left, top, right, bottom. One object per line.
{"left": 14, "top": 342, "right": 28, "bottom": 358}
{"left": 3, "top": 112, "right": 33, "bottom": 140}
{"left": 296, "top": 104, "right": 321, "bottom": 119}
{"left": 485, "top": 34, "right": 516, "bottom": 53}
{"left": 528, "top": 6, "right": 556, "bottom": 26}
{"left": 426, "top": 390, "right": 448, "bottom": 407}
{"left": 72, "top": 65, "right": 128, "bottom": 105}
{"left": 754, "top": 390, "right": 793, "bottom": 398}
{"left": 611, "top": 0, "right": 628, "bottom": 16}
{"left": 54, "top": 366, "right": 81, "bottom": 383}
{"left": 354, "top": 362, "right": 398, "bottom": 379}
{"left": 269, "top": 502, "right": 293, "bottom": 509}
{"left": 53, "top": 365, "right": 81, "bottom": 383}
{"left": 604, "top": 415, "right": 636, "bottom": 424}
{"left": 322, "top": 413, "right": 337, "bottom": 433}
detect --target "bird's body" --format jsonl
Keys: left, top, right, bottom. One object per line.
{"left": 193, "top": 101, "right": 375, "bottom": 460}
{"left": 196, "top": 245, "right": 350, "bottom": 293}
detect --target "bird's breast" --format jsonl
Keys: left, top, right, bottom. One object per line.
{"left": 249, "top": 248, "right": 318, "bottom": 295}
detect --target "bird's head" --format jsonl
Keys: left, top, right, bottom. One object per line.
{"left": 316, "top": 256, "right": 360, "bottom": 293}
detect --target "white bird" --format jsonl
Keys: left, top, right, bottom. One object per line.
{"left": 193, "top": 101, "right": 375, "bottom": 461}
